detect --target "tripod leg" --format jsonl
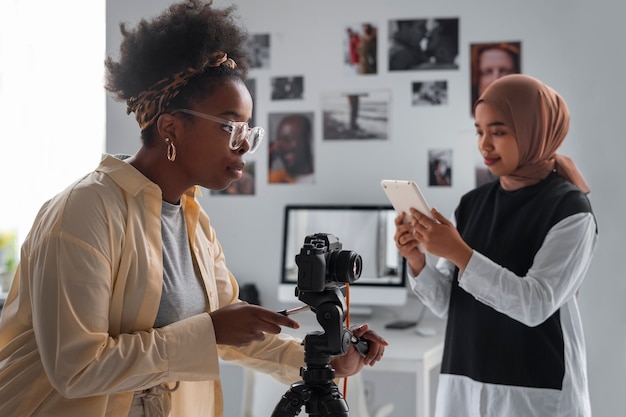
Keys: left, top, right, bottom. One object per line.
{"left": 271, "top": 381, "right": 351, "bottom": 417}
{"left": 319, "top": 398, "right": 350, "bottom": 417}
{"left": 305, "top": 383, "right": 350, "bottom": 417}
{"left": 271, "top": 383, "right": 308, "bottom": 417}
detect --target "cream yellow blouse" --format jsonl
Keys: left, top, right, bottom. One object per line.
{"left": 0, "top": 155, "right": 303, "bottom": 416}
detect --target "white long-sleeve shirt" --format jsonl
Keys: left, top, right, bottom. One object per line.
{"left": 410, "top": 212, "right": 597, "bottom": 417}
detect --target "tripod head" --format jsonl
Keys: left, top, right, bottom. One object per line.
{"left": 298, "top": 287, "right": 351, "bottom": 357}
{"left": 271, "top": 233, "right": 369, "bottom": 417}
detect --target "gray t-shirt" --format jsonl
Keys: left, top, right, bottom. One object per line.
{"left": 154, "top": 200, "right": 207, "bottom": 328}
{"left": 130, "top": 200, "right": 207, "bottom": 416}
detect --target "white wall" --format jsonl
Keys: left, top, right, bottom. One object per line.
{"left": 106, "top": 1, "right": 626, "bottom": 416}
{"left": 0, "top": 0, "right": 105, "bottom": 244}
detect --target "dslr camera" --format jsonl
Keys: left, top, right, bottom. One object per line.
{"left": 295, "top": 233, "right": 362, "bottom": 292}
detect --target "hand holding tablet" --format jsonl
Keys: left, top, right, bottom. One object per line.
{"left": 381, "top": 179, "right": 434, "bottom": 252}
{"left": 380, "top": 179, "right": 434, "bottom": 221}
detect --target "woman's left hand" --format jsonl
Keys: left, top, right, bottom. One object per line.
{"left": 410, "top": 207, "right": 473, "bottom": 270}
{"left": 331, "top": 323, "right": 389, "bottom": 377}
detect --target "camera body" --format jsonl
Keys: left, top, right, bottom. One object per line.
{"left": 295, "top": 233, "right": 362, "bottom": 293}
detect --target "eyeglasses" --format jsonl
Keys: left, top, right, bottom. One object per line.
{"left": 172, "top": 109, "right": 264, "bottom": 154}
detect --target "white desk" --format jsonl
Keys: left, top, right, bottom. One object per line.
{"left": 279, "top": 312, "right": 446, "bottom": 417}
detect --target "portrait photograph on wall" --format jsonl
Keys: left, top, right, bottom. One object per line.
{"left": 270, "top": 75, "right": 304, "bottom": 100}
{"left": 388, "top": 17, "right": 459, "bottom": 71}
{"left": 211, "top": 161, "right": 256, "bottom": 196}
{"left": 470, "top": 41, "right": 521, "bottom": 111}
{"left": 268, "top": 112, "right": 315, "bottom": 185}
{"left": 343, "top": 22, "right": 379, "bottom": 75}
{"left": 428, "top": 148, "right": 452, "bottom": 186}
{"left": 412, "top": 80, "right": 448, "bottom": 106}
{"left": 246, "top": 33, "right": 270, "bottom": 69}
{"left": 321, "top": 89, "right": 390, "bottom": 140}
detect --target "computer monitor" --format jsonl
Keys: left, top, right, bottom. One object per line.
{"left": 278, "top": 204, "right": 408, "bottom": 314}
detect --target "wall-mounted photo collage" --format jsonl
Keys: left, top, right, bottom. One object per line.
{"left": 211, "top": 17, "right": 522, "bottom": 195}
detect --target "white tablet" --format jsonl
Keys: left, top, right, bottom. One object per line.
{"left": 380, "top": 179, "right": 434, "bottom": 223}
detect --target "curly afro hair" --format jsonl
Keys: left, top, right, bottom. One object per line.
{"left": 105, "top": 0, "right": 250, "bottom": 111}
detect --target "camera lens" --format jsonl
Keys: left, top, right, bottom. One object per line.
{"left": 327, "top": 250, "right": 362, "bottom": 283}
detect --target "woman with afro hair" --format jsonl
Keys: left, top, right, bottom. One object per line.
{"left": 0, "top": 1, "right": 387, "bottom": 416}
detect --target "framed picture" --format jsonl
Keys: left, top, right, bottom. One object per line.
{"left": 343, "top": 22, "right": 378, "bottom": 75}
{"left": 246, "top": 33, "right": 270, "bottom": 69}
{"left": 270, "top": 76, "right": 304, "bottom": 100}
{"left": 428, "top": 148, "right": 452, "bottom": 186}
{"left": 470, "top": 41, "right": 521, "bottom": 111}
{"left": 389, "top": 18, "right": 459, "bottom": 71}
{"left": 412, "top": 80, "right": 448, "bottom": 106}
{"left": 268, "top": 112, "right": 315, "bottom": 184}
{"left": 321, "top": 90, "right": 390, "bottom": 140}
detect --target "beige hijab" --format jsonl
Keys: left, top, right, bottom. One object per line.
{"left": 475, "top": 74, "right": 590, "bottom": 193}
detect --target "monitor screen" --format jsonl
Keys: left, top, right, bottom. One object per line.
{"left": 278, "top": 204, "right": 408, "bottom": 309}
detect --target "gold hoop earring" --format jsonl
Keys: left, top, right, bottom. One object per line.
{"left": 165, "top": 138, "right": 176, "bottom": 162}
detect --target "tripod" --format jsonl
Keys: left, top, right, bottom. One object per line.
{"left": 271, "top": 287, "right": 367, "bottom": 417}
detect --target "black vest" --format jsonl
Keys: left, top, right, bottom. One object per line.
{"left": 441, "top": 173, "right": 594, "bottom": 389}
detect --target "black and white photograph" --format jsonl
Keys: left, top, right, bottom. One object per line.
{"left": 246, "top": 33, "right": 270, "bottom": 69}
{"left": 412, "top": 80, "right": 448, "bottom": 106}
{"left": 270, "top": 76, "right": 304, "bottom": 100}
{"left": 321, "top": 90, "right": 390, "bottom": 140}
{"left": 388, "top": 18, "right": 459, "bottom": 71}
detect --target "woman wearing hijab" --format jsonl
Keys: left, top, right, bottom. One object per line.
{"left": 395, "top": 74, "right": 597, "bottom": 417}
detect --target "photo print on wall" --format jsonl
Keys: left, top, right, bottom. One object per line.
{"left": 268, "top": 112, "right": 315, "bottom": 185}
{"left": 321, "top": 90, "right": 390, "bottom": 140}
{"left": 344, "top": 22, "right": 379, "bottom": 75}
{"left": 412, "top": 80, "right": 448, "bottom": 106}
{"left": 246, "top": 33, "right": 270, "bottom": 69}
{"left": 388, "top": 17, "right": 459, "bottom": 71}
{"left": 271, "top": 76, "right": 304, "bottom": 100}
{"left": 469, "top": 41, "right": 521, "bottom": 112}
{"left": 428, "top": 148, "right": 452, "bottom": 187}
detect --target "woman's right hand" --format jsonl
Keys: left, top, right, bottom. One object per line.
{"left": 394, "top": 212, "right": 426, "bottom": 275}
{"left": 209, "top": 302, "right": 300, "bottom": 347}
